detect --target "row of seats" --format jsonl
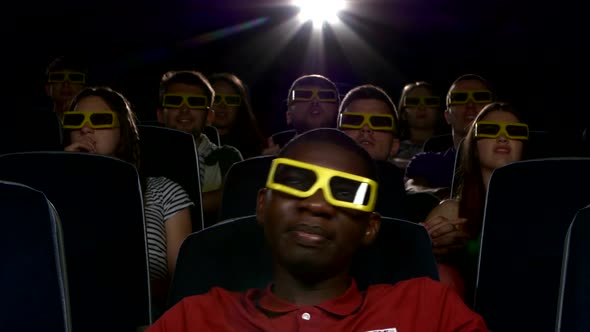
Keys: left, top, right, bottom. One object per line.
{"left": 0, "top": 155, "right": 151, "bottom": 331}
{"left": 473, "top": 158, "right": 590, "bottom": 330}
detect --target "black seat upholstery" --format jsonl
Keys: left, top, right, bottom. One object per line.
{"left": 218, "top": 155, "right": 275, "bottom": 221}
{"left": 423, "top": 134, "right": 453, "bottom": 153}
{"left": 374, "top": 160, "right": 407, "bottom": 219}
{"left": 0, "top": 152, "right": 151, "bottom": 332}
{"left": 474, "top": 158, "right": 590, "bottom": 331}
{"left": 0, "top": 181, "right": 71, "bottom": 331}
{"left": 555, "top": 204, "right": 590, "bottom": 332}
{"left": 168, "top": 215, "right": 438, "bottom": 308}
{"left": 270, "top": 129, "right": 296, "bottom": 148}
{"left": 0, "top": 109, "right": 63, "bottom": 155}
{"left": 138, "top": 125, "right": 204, "bottom": 231}
{"left": 203, "top": 125, "right": 221, "bottom": 146}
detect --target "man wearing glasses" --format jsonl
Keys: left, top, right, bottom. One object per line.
{"left": 45, "top": 56, "right": 87, "bottom": 118}
{"left": 147, "top": 128, "right": 487, "bottom": 331}
{"left": 337, "top": 84, "right": 400, "bottom": 161}
{"left": 157, "top": 70, "right": 243, "bottom": 226}
{"left": 263, "top": 74, "right": 341, "bottom": 154}
{"left": 405, "top": 74, "right": 494, "bottom": 196}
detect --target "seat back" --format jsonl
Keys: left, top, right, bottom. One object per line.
{"left": 203, "top": 125, "right": 221, "bottom": 146}
{"left": 271, "top": 129, "right": 296, "bottom": 148}
{"left": 218, "top": 155, "right": 275, "bottom": 221}
{"left": 0, "top": 110, "right": 63, "bottom": 154}
{"left": 138, "top": 125, "right": 204, "bottom": 231}
{"left": 404, "top": 191, "right": 441, "bottom": 223}
{"left": 423, "top": 133, "right": 453, "bottom": 153}
{"left": 0, "top": 181, "right": 71, "bottom": 332}
{"left": 0, "top": 152, "right": 151, "bottom": 331}
{"left": 374, "top": 160, "right": 407, "bottom": 219}
{"left": 474, "top": 158, "right": 590, "bottom": 330}
{"left": 168, "top": 215, "right": 438, "bottom": 308}
{"left": 556, "top": 204, "right": 590, "bottom": 332}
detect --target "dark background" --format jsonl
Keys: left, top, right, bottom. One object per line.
{"left": 5, "top": 0, "right": 586, "bottom": 138}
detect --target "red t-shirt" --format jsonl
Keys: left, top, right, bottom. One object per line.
{"left": 148, "top": 277, "right": 487, "bottom": 331}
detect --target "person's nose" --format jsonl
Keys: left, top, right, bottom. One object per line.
{"left": 178, "top": 103, "right": 191, "bottom": 113}
{"left": 80, "top": 122, "right": 94, "bottom": 134}
{"left": 360, "top": 123, "right": 373, "bottom": 134}
{"left": 298, "top": 189, "right": 336, "bottom": 216}
{"left": 497, "top": 133, "right": 509, "bottom": 142}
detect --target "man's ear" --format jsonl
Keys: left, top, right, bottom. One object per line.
{"left": 389, "top": 137, "right": 401, "bottom": 158}
{"left": 444, "top": 108, "right": 452, "bottom": 125}
{"left": 206, "top": 108, "right": 215, "bottom": 125}
{"left": 256, "top": 188, "right": 268, "bottom": 225}
{"left": 361, "top": 212, "right": 381, "bottom": 246}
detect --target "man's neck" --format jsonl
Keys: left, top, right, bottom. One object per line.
{"left": 271, "top": 269, "right": 350, "bottom": 306}
{"left": 408, "top": 127, "right": 435, "bottom": 145}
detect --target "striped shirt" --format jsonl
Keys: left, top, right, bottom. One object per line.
{"left": 144, "top": 177, "right": 194, "bottom": 280}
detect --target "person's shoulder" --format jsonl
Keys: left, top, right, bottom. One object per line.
{"left": 366, "top": 278, "right": 460, "bottom": 309}
{"left": 146, "top": 176, "right": 189, "bottom": 198}
{"left": 147, "top": 176, "right": 182, "bottom": 190}
{"left": 367, "top": 277, "right": 447, "bottom": 295}
{"left": 218, "top": 144, "right": 244, "bottom": 160}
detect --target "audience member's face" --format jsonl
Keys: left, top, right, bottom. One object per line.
{"left": 70, "top": 96, "right": 121, "bottom": 156}
{"left": 211, "top": 80, "right": 239, "bottom": 134}
{"left": 157, "top": 83, "right": 210, "bottom": 137}
{"left": 287, "top": 84, "right": 339, "bottom": 134}
{"left": 257, "top": 141, "right": 379, "bottom": 276}
{"left": 340, "top": 99, "right": 395, "bottom": 161}
{"left": 445, "top": 79, "right": 490, "bottom": 137}
{"left": 404, "top": 86, "right": 438, "bottom": 131}
{"left": 46, "top": 72, "right": 85, "bottom": 113}
{"left": 476, "top": 110, "right": 524, "bottom": 171}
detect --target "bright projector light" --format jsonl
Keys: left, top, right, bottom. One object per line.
{"left": 295, "top": 0, "right": 346, "bottom": 26}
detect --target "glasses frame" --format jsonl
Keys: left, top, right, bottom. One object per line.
{"left": 162, "top": 94, "right": 209, "bottom": 109}
{"left": 338, "top": 112, "right": 396, "bottom": 132}
{"left": 474, "top": 121, "right": 529, "bottom": 140}
{"left": 213, "top": 93, "right": 242, "bottom": 107}
{"left": 62, "top": 111, "right": 120, "bottom": 129}
{"left": 266, "top": 157, "right": 378, "bottom": 212}
{"left": 290, "top": 88, "right": 339, "bottom": 103}
{"left": 47, "top": 71, "right": 86, "bottom": 84}
{"left": 403, "top": 95, "right": 441, "bottom": 108}
{"left": 448, "top": 90, "right": 494, "bottom": 105}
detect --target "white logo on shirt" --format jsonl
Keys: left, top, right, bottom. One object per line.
{"left": 365, "top": 328, "right": 398, "bottom": 332}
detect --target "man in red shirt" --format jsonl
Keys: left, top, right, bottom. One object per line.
{"left": 148, "top": 128, "right": 488, "bottom": 331}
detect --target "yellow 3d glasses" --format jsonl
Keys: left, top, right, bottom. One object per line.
{"left": 449, "top": 90, "right": 493, "bottom": 105}
{"left": 403, "top": 96, "right": 441, "bottom": 108}
{"left": 162, "top": 94, "right": 209, "bottom": 109}
{"left": 290, "top": 88, "right": 338, "bottom": 103}
{"left": 62, "top": 111, "right": 120, "bottom": 129}
{"left": 338, "top": 112, "right": 396, "bottom": 132}
{"left": 213, "top": 94, "right": 242, "bottom": 107}
{"left": 47, "top": 71, "right": 86, "bottom": 84}
{"left": 474, "top": 121, "right": 529, "bottom": 140}
{"left": 266, "top": 158, "right": 378, "bottom": 212}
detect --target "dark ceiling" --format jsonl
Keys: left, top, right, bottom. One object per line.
{"left": 7, "top": 0, "right": 586, "bottom": 134}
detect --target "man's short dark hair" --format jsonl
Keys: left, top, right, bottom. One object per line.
{"left": 159, "top": 70, "right": 215, "bottom": 108}
{"left": 279, "top": 128, "right": 378, "bottom": 182}
{"left": 45, "top": 56, "right": 88, "bottom": 76}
